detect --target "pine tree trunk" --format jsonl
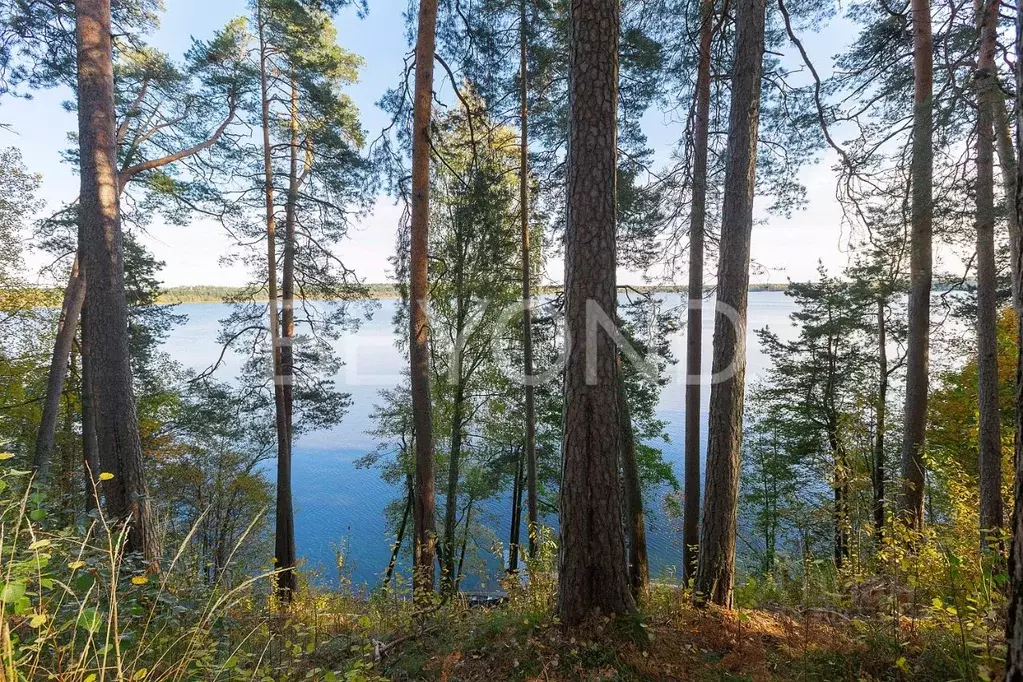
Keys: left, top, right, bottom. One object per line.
{"left": 34, "top": 257, "right": 85, "bottom": 483}
{"left": 257, "top": 4, "right": 295, "bottom": 599}
{"left": 692, "top": 0, "right": 766, "bottom": 609}
{"left": 619, "top": 376, "right": 649, "bottom": 599}
{"left": 975, "top": 0, "right": 1003, "bottom": 548}
{"left": 80, "top": 312, "right": 100, "bottom": 514}
{"left": 1003, "top": 0, "right": 1023, "bottom": 672}
{"left": 519, "top": 0, "right": 539, "bottom": 560}
{"left": 410, "top": 0, "right": 440, "bottom": 599}
{"left": 873, "top": 299, "right": 887, "bottom": 541}
{"left": 75, "top": 0, "right": 159, "bottom": 567}
{"left": 277, "top": 73, "right": 300, "bottom": 598}
{"left": 684, "top": 0, "right": 715, "bottom": 584}
{"left": 899, "top": 0, "right": 933, "bottom": 532}
{"left": 557, "top": 0, "right": 635, "bottom": 626}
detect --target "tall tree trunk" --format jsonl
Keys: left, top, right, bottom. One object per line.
{"left": 899, "top": 0, "right": 934, "bottom": 532}
{"left": 692, "top": 0, "right": 766, "bottom": 609}
{"left": 557, "top": 0, "right": 635, "bottom": 626}
{"left": 277, "top": 73, "right": 301, "bottom": 597}
{"left": 508, "top": 449, "right": 524, "bottom": 573}
{"left": 873, "top": 299, "right": 887, "bottom": 541}
{"left": 975, "top": 0, "right": 1003, "bottom": 548}
{"left": 618, "top": 375, "right": 649, "bottom": 599}
{"left": 410, "top": 0, "right": 440, "bottom": 599}
{"left": 75, "top": 0, "right": 159, "bottom": 566}
{"left": 34, "top": 258, "right": 85, "bottom": 483}
{"left": 442, "top": 385, "right": 465, "bottom": 595}
{"left": 257, "top": 5, "right": 295, "bottom": 600}
{"left": 684, "top": 0, "right": 715, "bottom": 584}
{"left": 1004, "top": 0, "right": 1023, "bottom": 670}
{"left": 519, "top": 0, "right": 539, "bottom": 561}
{"left": 993, "top": 94, "right": 1021, "bottom": 306}
{"left": 80, "top": 316, "right": 100, "bottom": 514}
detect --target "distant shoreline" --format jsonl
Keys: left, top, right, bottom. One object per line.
{"left": 154, "top": 283, "right": 793, "bottom": 304}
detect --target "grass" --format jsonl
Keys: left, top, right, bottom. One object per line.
{"left": 0, "top": 466, "right": 1006, "bottom": 681}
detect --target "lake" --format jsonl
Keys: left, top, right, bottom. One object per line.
{"left": 160, "top": 291, "right": 799, "bottom": 589}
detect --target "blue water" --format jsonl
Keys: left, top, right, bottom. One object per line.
{"left": 160, "top": 292, "right": 798, "bottom": 589}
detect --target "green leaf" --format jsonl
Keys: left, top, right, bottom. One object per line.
{"left": 77, "top": 607, "right": 102, "bottom": 634}
{"left": 0, "top": 582, "right": 25, "bottom": 604}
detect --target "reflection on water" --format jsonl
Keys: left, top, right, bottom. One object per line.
{"left": 161, "top": 292, "right": 798, "bottom": 588}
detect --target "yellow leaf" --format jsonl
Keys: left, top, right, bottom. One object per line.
{"left": 133, "top": 668, "right": 148, "bottom": 680}
{"left": 28, "top": 540, "right": 51, "bottom": 550}
{"left": 896, "top": 657, "right": 908, "bottom": 671}
{"left": 98, "top": 472, "right": 114, "bottom": 481}
{"left": 67, "top": 561, "right": 86, "bottom": 570}
{"left": 29, "top": 614, "right": 46, "bottom": 628}
{"left": 131, "top": 576, "right": 149, "bottom": 586}
{"left": 0, "top": 453, "right": 14, "bottom": 461}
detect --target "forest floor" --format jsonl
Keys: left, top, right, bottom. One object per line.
{"left": 295, "top": 587, "right": 998, "bottom": 681}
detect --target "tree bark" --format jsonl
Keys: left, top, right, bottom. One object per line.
{"left": 442, "top": 385, "right": 465, "bottom": 595}
{"left": 683, "top": 0, "right": 715, "bottom": 584}
{"left": 508, "top": 449, "right": 524, "bottom": 573}
{"left": 410, "top": 0, "right": 440, "bottom": 599}
{"left": 276, "top": 72, "right": 301, "bottom": 598}
{"left": 975, "top": 0, "right": 1003, "bottom": 548}
{"left": 692, "top": 0, "right": 766, "bottom": 609}
{"left": 873, "top": 299, "right": 887, "bottom": 541}
{"left": 557, "top": 0, "right": 635, "bottom": 626}
{"left": 80, "top": 313, "right": 100, "bottom": 514}
{"left": 385, "top": 474, "right": 414, "bottom": 588}
{"left": 75, "top": 0, "right": 159, "bottom": 566}
{"left": 34, "top": 257, "right": 85, "bottom": 483}
{"left": 1004, "top": 0, "right": 1023, "bottom": 671}
{"left": 257, "top": 3, "right": 295, "bottom": 600}
{"left": 619, "top": 376, "right": 649, "bottom": 600}
{"left": 519, "top": 0, "right": 539, "bottom": 561}
{"left": 899, "top": 0, "right": 933, "bottom": 532}
{"left": 993, "top": 94, "right": 1021, "bottom": 306}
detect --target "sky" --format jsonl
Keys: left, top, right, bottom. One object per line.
{"left": 1, "top": 0, "right": 871, "bottom": 289}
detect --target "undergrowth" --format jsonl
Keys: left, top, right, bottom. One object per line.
{"left": 0, "top": 464, "right": 1009, "bottom": 681}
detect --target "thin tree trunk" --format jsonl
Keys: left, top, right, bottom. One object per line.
{"left": 454, "top": 497, "right": 475, "bottom": 593}
{"left": 80, "top": 316, "right": 100, "bottom": 514}
{"left": 557, "top": 0, "right": 635, "bottom": 626}
{"left": 75, "top": 0, "right": 159, "bottom": 567}
{"left": 692, "top": 0, "right": 766, "bottom": 609}
{"left": 683, "top": 0, "right": 715, "bottom": 584}
{"left": 410, "top": 0, "right": 440, "bottom": 599}
{"left": 899, "top": 0, "right": 934, "bottom": 532}
{"left": 519, "top": 0, "right": 539, "bottom": 561}
{"left": 385, "top": 475, "right": 414, "bottom": 589}
{"left": 34, "top": 258, "right": 85, "bottom": 483}
{"left": 257, "top": 4, "right": 295, "bottom": 600}
{"left": 442, "top": 386, "right": 465, "bottom": 595}
{"left": 832, "top": 435, "right": 849, "bottom": 569}
{"left": 619, "top": 375, "right": 649, "bottom": 600}
{"left": 976, "top": 0, "right": 1003, "bottom": 548}
{"left": 508, "top": 449, "right": 524, "bottom": 573}
{"left": 993, "top": 94, "right": 1021, "bottom": 306}
{"left": 1005, "top": 0, "right": 1023, "bottom": 665}
{"left": 873, "top": 299, "right": 887, "bottom": 541}
{"left": 277, "top": 73, "right": 301, "bottom": 598}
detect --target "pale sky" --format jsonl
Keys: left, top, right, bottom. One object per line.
{"left": 0, "top": 0, "right": 901, "bottom": 289}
